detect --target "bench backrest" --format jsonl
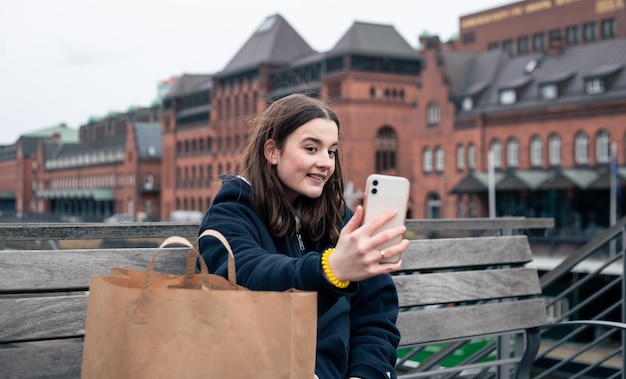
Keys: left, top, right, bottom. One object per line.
{"left": 0, "top": 234, "right": 547, "bottom": 377}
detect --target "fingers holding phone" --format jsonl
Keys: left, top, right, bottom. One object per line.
{"left": 362, "top": 175, "right": 410, "bottom": 264}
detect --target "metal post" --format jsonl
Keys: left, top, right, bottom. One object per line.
{"left": 622, "top": 223, "right": 626, "bottom": 379}
{"left": 488, "top": 150, "right": 496, "bottom": 219}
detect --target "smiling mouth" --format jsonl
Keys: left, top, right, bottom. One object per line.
{"left": 308, "top": 174, "right": 325, "bottom": 181}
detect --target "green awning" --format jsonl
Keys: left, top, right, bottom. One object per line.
{"left": 36, "top": 188, "right": 114, "bottom": 200}
{"left": 0, "top": 190, "right": 15, "bottom": 199}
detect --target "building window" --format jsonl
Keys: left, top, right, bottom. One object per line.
{"left": 461, "top": 96, "right": 473, "bottom": 111}
{"left": 518, "top": 36, "right": 530, "bottom": 54}
{"left": 549, "top": 28, "right": 562, "bottom": 42}
{"left": 426, "top": 193, "right": 441, "bottom": 219}
{"left": 457, "top": 144, "right": 465, "bottom": 171}
{"left": 540, "top": 84, "right": 558, "bottom": 100}
{"left": 575, "top": 132, "right": 589, "bottom": 164}
{"left": 583, "top": 22, "right": 597, "bottom": 42}
{"left": 499, "top": 89, "right": 516, "bottom": 105}
{"left": 596, "top": 130, "right": 611, "bottom": 163}
{"left": 462, "top": 31, "right": 475, "bottom": 44}
{"left": 375, "top": 126, "right": 398, "bottom": 172}
{"left": 487, "top": 42, "right": 499, "bottom": 50}
{"left": 423, "top": 147, "right": 433, "bottom": 173}
{"left": 533, "top": 33, "right": 546, "bottom": 52}
{"left": 491, "top": 139, "right": 502, "bottom": 168}
{"left": 435, "top": 146, "right": 445, "bottom": 172}
{"left": 507, "top": 138, "right": 519, "bottom": 168}
{"left": 468, "top": 143, "right": 476, "bottom": 170}
{"left": 530, "top": 135, "right": 543, "bottom": 167}
{"left": 457, "top": 197, "right": 466, "bottom": 218}
{"left": 144, "top": 174, "right": 154, "bottom": 190}
{"left": 586, "top": 78, "right": 605, "bottom": 94}
{"left": 549, "top": 134, "right": 561, "bottom": 166}
{"left": 602, "top": 18, "right": 616, "bottom": 39}
{"left": 566, "top": 26, "right": 579, "bottom": 45}
{"left": 469, "top": 195, "right": 478, "bottom": 217}
{"left": 503, "top": 39, "right": 515, "bottom": 55}
{"left": 427, "top": 102, "right": 440, "bottom": 126}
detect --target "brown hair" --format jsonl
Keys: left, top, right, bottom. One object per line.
{"left": 237, "top": 93, "right": 346, "bottom": 243}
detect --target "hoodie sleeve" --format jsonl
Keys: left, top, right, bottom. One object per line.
{"left": 198, "top": 200, "right": 357, "bottom": 302}
{"left": 346, "top": 274, "right": 401, "bottom": 379}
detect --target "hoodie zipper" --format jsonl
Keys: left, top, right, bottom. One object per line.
{"left": 296, "top": 233, "right": 305, "bottom": 257}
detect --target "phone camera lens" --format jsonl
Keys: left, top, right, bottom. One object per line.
{"left": 373, "top": 180, "right": 379, "bottom": 186}
{"left": 371, "top": 188, "right": 378, "bottom": 194}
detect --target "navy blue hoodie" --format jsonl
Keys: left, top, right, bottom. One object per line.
{"left": 198, "top": 175, "right": 400, "bottom": 379}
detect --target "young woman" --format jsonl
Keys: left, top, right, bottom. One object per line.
{"left": 198, "top": 93, "right": 408, "bottom": 379}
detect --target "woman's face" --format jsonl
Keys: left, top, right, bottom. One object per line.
{"left": 264, "top": 117, "right": 338, "bottom": 204}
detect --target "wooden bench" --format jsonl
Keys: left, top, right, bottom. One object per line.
{"left": 0, "top": 219, "right": 588, "bottom": 378}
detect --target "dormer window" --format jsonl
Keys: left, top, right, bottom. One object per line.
{"left": 540, "top": 83, "right": 558, "bottom": 99}
{"left": 585, "top": 78, "right": 605, "bottom": 94}
{"left": 499, "top": 89, "right": 516, "bottom": 105}
{"left": 462, "top": 97, "right": 473, "bottom": 111}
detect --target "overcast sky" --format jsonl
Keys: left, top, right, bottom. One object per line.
{"left": 0, "top": 0, "right": 509, "bottom": 145}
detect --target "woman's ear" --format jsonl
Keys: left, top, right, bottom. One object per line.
{"left": 264, "top": 139, "right": 278, "bottom": 165}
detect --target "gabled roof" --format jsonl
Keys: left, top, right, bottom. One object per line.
{"left": 134, "top": 122, "right": 162, "bottom": 159}
{"left": 220, "top": 14, "right": 316, "bottom": 76}
{"left": 444, "top": 49, "right": 504, "bottom": 96}
{"left": 165, "top": 74, "right": 213, "bottom": 98}
{"left": 328, "top": 21, "right": 417, "bottom": 59}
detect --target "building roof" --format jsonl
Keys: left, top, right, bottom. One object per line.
{"left": 328, "top": 21, "right": 418, "bottom": 59}
{"left": 134, "top": 122, "right": 162, "bottom": 159}
{"left": 165, "top": 74, "right": 213, "bottom": 98}
{"left": 444, "top": 49, "right": 505, "bottom": 96}
{"left": 220, "top": 14, "right": 316, "bottom": 76}
{"left": 453, "top": 37, "right": 626, "bottom": 114}
{"left": 21, "top": 124, "right": 79, "bottom": 143}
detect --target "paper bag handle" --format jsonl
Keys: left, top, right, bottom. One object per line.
{"left": 143, "top": 229, "right": 237, "bottom": 291}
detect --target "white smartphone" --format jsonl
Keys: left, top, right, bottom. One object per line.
{"left": 362, "top": 174, "right": 410, "bottom": 263}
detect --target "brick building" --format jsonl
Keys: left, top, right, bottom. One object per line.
{"left": 34, "top": 110, "right": 162, "bottom": 221}
{"left": 159, "top": 14, "right": 423, "bottom": 219}
{"left": 0, "top": 124, "right": 78, "bottom": 218}
{"left": 458, "top": 0, "right": 625, "bottom": 55}
{"left": 5, "top": 0, "right": 626, "bottom": 235}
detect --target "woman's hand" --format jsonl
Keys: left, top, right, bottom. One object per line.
{"left": 328, "top": 205, "right": 407, "bottom": 282}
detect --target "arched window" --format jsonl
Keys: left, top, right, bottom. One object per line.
{"left": 456, "top": 144, "right": 465, "bottom": 171}
{"left": 530, "top": 135, "right": 543, "bottom": 167}
{"left": 375, "top": 126, "right": 398, "bottom": 172}
{"left": 427, "top": 102, "right": 440, "bottom": 126}
{"left": 423, "top": 147, "right": 433, "bottom": 173}
{"left": 490, "top": 139, "right": 502, "bottom": 168}
{"left": 468, "top": 143, "right": 476, "bottom": 170}
{"left": 507, "top": 137, "right": 519, "bottom": 168}
{"left": 596, "top": 130, "right": 610, "bottom": 163}
{"left": 575, "top": 131, "right": 589, "bottom": 164}
{"left": 549, "top": 134, "right": 561, "bottom": 166}
{"left": 435, "top": 146, "right": 445, "bottom": 172}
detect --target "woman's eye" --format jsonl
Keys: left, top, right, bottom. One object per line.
{"left": 305, "top": 146, "right": 317, "bottom": 153}
{"left": 329, "top": 150, "right": 338, "bottom": 157}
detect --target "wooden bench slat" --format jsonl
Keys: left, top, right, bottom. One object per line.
{"left": 0, "top": 247, "right": 190, "bottom": 292}
{"left": 0, "top": 296, "right": 87, "bottom": 342}
{"left": 397, "top": 298, "right": 548, "bottom": 346}
{"left": 0, "top": 222, "right": 199, "bottom": 241}
{"left": 0, "top": 342, "right": 83, "bottom": 379}
{"left": 400, "top": 236, "right": 533, "bottom": 271}
{"left": 395, "top": 268, "right": 542, "bottom": 307}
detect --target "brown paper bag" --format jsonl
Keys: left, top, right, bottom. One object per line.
{"left": 81, "top": 230, "right": 317, "bottom": 379}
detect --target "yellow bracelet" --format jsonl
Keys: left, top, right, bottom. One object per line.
{"left": 321, "top": 248, "right": 350, "bottom": 289}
